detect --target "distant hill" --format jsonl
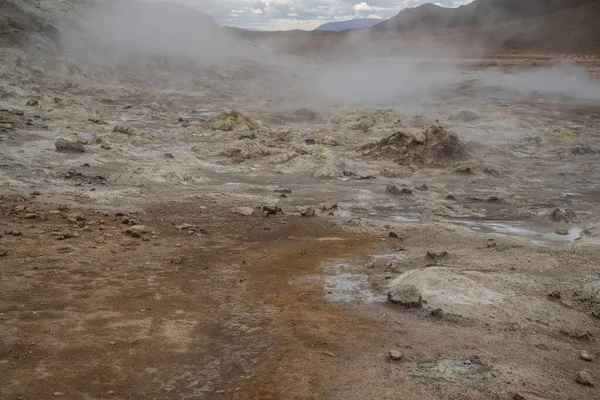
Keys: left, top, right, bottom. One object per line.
{"left": 315, "top": 19, "right": 381, "bottom": 32}
{"left": 373, "top": 0, "right": 599, "bottom": 32}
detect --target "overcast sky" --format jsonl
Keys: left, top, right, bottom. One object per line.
{"left": 175, "top": 1, "right": 475, "bottom": 30}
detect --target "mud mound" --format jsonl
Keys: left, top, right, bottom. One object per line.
{"left": 359, "top": 124, "right": 467, "bottom": 166}
{"left": 219, "top": 140, "right": 270, "bottom": 160}
{"left": 211, "top": 111, "right": 259, "bottom": 132}
{"left": 333, "top": 109, "right": 405, "bottom": 131}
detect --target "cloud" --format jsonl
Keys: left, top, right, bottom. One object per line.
{"left": 171, "top": 0, "right": 475, "bottom": 30}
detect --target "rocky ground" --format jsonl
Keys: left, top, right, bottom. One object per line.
{"left": 2, "top": 2, "right": 600, "bottom": 400}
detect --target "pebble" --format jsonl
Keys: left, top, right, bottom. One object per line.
{"left": 581, "top": 350, "right": 593, "bottom": 362}
{"left": 575, "top": 370, "right": 594, "bottom": 386}
{"left": 555, "top": 228, "right": 569, "bottom": 236}
{"left": 389, "top": 350, "right": 403, "bottom": 361}
{"left": 388, "top": 284, "right": 422, "bottom": 308}
{"left": 232, "top": 207, "right": 254, "bottom": 216}
{"left": 324, "top": 199, "right": 338, "bottom": 210}
{"left": 0, "top": 249, "right": 7, "bottom": 257}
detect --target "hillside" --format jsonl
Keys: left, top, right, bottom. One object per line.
{"left": 314, "top": 18, "right": 381, "bottom": 32}
{"left": 374, "top": 0, "right": 599, "bottom": 32}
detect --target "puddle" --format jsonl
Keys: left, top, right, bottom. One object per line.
{"left": 180, "top": 109, "right": 220, "bottom": 118}
{"left": 323, "top": 263, "right": 384, "bottom": 303}
{"left": 449, "top": 219, "right": 582, "bottom": 245}
{"left": 391, "top": 215, "right": 420, "bottom": 223}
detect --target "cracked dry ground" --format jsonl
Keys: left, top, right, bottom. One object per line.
{"left": 1, "top": 188, "right": 600, "bottom": 400}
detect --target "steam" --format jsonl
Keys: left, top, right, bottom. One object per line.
{"left": 52, "top": 0, "right": 600, "bottom": 108}
{"left": 478, "top": 63, "right": 600, "bottom": 101}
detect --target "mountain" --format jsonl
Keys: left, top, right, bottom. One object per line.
{"left": 373, "top": 0, "right": 599, "bottom": 32}
{"left": 314, "top": 19, "right": 382, "bottom": 32}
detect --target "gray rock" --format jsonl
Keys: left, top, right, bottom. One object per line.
{"left": 551, "top": 208, "right": 580, "bottom": 223}
{"left": 576, "top": 370, "right": 594, "bottom": 386}
{"left": 555, "top": 228, "right": 570, "bottom": 236}
{"left": 386, "top": 184, "right": 412, "bottom": 195}
{"left": 388, "top": 284, "right": 422, "bottom": 308}
{"left": 451, "top": 110, "right": 480, "bottom": 122}
{"left": 232, "top": 207, "right": 254, "bottom": 216}
{"left": 581, "top": 350, "right": 593, "bottom": 362}
{"left": 55, "top": 139, "right": 85, "bottom": 153}
{"left": 113, "top": 124, "right": 135, "bottom": 135}
{"left": 389, "top": 350, "right": 403, "bottom": 361}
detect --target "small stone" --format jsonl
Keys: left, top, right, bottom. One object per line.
{"left": 53, "top": 392, "right": 64, "bottom": 397}
{"left": 324, "top": 199, "right": 338, "bottom": 210}
{"left": 232, "top": 207, "right": 254, "bottom": 216}
{"left": 26, "top": 99, "right": 39, "bottom": 107}
{"left": 389, "top": 232, "right": 400, "bottom": 239}
{"left": 323, "top": 351, "right": 335, "bottom": 357}
{"left": 486, "top": 239, "right": 497, "bottom": 248}
{"left": 388, "top": 284, "right": 422, "bottom": 308}
{"left": 454, "top": 165, "right": 473, "bottom": 174}
{"left": 164, "top": 153, "right": 175, "bottom": 159}
{"left": 446, "top": 194, "right": 455, "bottom": 200}
{"left": 551, "top": 208, "right": 580, "bottom": 223}
{"left": 55, "top": 139, "right": 85, "bottom": 153}
{"left": 430, "top": 308, "right": 443, "bottom": 317}
{"left": 386, "top": 185, "right": 413, "bottom": 195}
{"left": 389, "top": 350, "right": 403, "bottom": 361}
{"left": 101, "top": 143, "right": 112, "bottom": 150}
{"left": 113, "top": 124, "right": 135, "bottom": 135}
{"left": 581, "top": 350, "right": 593, "bottom": 362}
{"left": 126, "top": 225, "right": 149, "bottom": 238}
{"left": 415, "top": 184, "right": 428, "bottom": 191}
{"left": 263, "top": 211, "right": 269, "bottom": 217}
{"left": 427, "top": 250, "right": 448, "bottom": 259}
{"left": 575, "top": 370, "right": 594, "bottom": 386}
{"left": 300, "top": 206, "right": 315, "bottom": 217}
{"left": 555, "top": 228, "right": 570, "bottom": 236}
{"left": 0, "top": 249, "right": 7, "bottom": 257}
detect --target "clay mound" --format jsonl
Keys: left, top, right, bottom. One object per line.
{"left": 359, "top": 124, "right": 467, "bottom": 166}
{"left": 211, "top": 111, "right": 259, "bottom": 132}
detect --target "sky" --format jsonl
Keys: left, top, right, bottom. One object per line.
{"left": 175, "top": 0, "right": 475, "bottom": 31}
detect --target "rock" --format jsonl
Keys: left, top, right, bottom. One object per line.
{"left": 389, "top": 350, "right": 403, "bottom": 361}
{"left": 581, "top": 350, "right": 593, "bottom": 362}
{"left": 427, "top": 250, "right": 448, "bottom": 259}
{"left": 300, "top": 206, "right": 315, "bottom": 217}
{"left": 555, "top": 228, "right": 570, "bottom": 236}
{"left": 430, "top": 308, "right": 444, "bottom": 317}
{"left": 386, "top": 184, "right": 412, "bottom": 195}
{"left": 126, "top": 225, "right": 150, "bottom": 238}
{"left": 388, "top": 284, "right": 422, "bottom": 308}
{"left": 0, "top": 249, "right": 7, "bottom": 257}
{"left": 454, "top": 165, "right": 473, "bottom": 174}
{"left": 274, "top": 189, "right": 292, "bottom": 194}
{"left": 232, "top": 207, "right": 254, "bottom": 216}
{"left": 446, "top": 194, "right": 455, "bottom": 200}
{"left": 113, "top": 124, "right": 135, "bottom": 135}
{"left": 220, "top": 140, "right": 270, "bottom": 160}
{"left": 303, "top": 138, "right": 317, "bottom": 145}
{"left": 55, "top": 139, "right": 85, "bottom": 153}
{"left": 486, "top": 239, "right": 497, "bottom": 248}
{"left": 389, "top": 232, "right": 400, "bottom": 239}
{"left": 164, "top": 153, "right": 175, "bottom": 159}
{"left": 450, "top": 110, "right": 479, "bottom": 122}
{"left": 324, "top": 199, "right": 338, "bottom": 210}
{"left": 26, "top": 99, "right": 39, "bottom": 107}
{"left": 576, "top": 370, "right": 594, "bottom": 386}
{"left": 570, "top": 145, "right": 595, "bottom": 155}
{"left": 263, "top": 206, "right": 282, "bottom": 215}
{"left": 551, "top": 208, "right": 580, "bottom": 223}
{"left": 101, "top": 143, "right": 112, "bottom": 150}
{"left": 415, "top": 184, "right": 428, "bottom": 191}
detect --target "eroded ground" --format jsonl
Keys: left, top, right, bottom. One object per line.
{"left": 2, "top": 53, "right": 600, "bottom": 400}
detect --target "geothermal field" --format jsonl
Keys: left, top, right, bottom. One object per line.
{"left": 1, "top": 0, "right": 600, "bottom": 399}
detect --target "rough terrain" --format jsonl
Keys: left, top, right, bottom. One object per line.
{"left": 1, "top": 1, "right": 600, "bottom": 400}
